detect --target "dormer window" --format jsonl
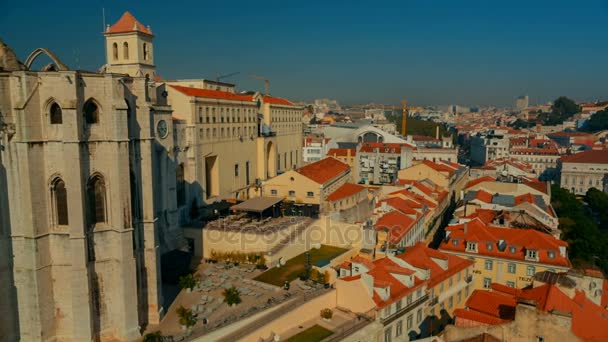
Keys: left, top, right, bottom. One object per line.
{"left": 548, "top": 250, "right": 555, "bottom": 259}
{"left": 486, "top": 243, "right": 493, "bottom": 251}
{"left": 508, "top": 246, "right": 516, "bottom": 253}
{"left": 466, "top": 242, "right": 477, "bottom": 252}
{"left": 452, "top": 239, "right": 459, "bottom": 246}
{"left": 526, "top": 249, "right": 538, "bottom": 261}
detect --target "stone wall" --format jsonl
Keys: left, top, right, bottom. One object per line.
{"left": 443, "top": 303, "right": 581, "bottom": 342}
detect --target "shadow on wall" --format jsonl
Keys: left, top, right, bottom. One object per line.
{"left": 0, "top": 155, "right": 21, "bottom": 340}
{"left": 417, "top": 309, "right": 454, "bottom": 339}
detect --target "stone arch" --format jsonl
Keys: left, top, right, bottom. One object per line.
{"left": 87, "top": 173, "right": 107, "bottom": 226}
{"left": 83, "top": 98, "right": 102, "bottom": 124}
{"left": 24, "top": 47, "right": 69, "bottom": 71}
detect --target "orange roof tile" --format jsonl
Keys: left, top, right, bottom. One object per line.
{"left": 377, "top": 197, "right": 418, "bottom": 215}
{"left": 263, "top": 95, "right": 294, "bottom": 106}
{"left": 397, "top": 243, "right": 474, "bottom": 288}
{"left": 107, "top": 11, "right": 153, "bottom": 35}
{"left": 374, "top": 211, "right": 417, "bottom": 244}
{"left": 561, "top": 150, "right": 608, "bottom": 164}
{"left": 169, "top": 85, "right": 253, "bottom": 102}
{"left": 463, "top": 283, "right": 608, "bottom": 342}
{"left": 296, "top": 157, "right": 350, "bottom": 185}
{"left": 327, "top": 183, "right": 366, "bottom": 202}
{"left": 454, "top": 308, "right": 508, "bottom": 325}
{"left": 466, "top": 176, "right": 496, "bottom": 189}
{"left": 440, "top": 218, "right": 570, "bottom": 267}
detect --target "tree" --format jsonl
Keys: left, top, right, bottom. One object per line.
{"left": 176, "top": 306, "right": 197, "bottom": 329}
{"left": 143, "top": 331, "right": 163, "bottom": 342}
{"left": 178, "top": 273, "right": 199, "bottom": 291}
{"left": 551, "top": 185, "right": 608, "bottom": 273}
{"left": 583, "top": 109, "right": 608, "bottom": 132}
{"left": 223, "top": 286, "right": 242, "bottom": 306}
{"left": 546, "top": 96, "right": 580, "bottom": 124}
{"left": 585, "top": 188, "right": 608, "bottom": 228}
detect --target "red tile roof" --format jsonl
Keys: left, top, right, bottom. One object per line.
{"left": 465, "top": 176, "right": 497, "bottom": 189}
{"left": 327, "top": 183, "right": 366, "bottom": 202}
{"left": 262, "top": 95, "right": 294, "bottom": 106}
{"left": 454, "top": 308, "right": 509, "bottom": 325}
{"left": 107, "top": 11, "right": 153, "bottom": 35}
{"left": 169, "top": 85, "right": 253, "bottom": 102}
{"left": 342, "top": 243, "right": 473, "bottom": 309}
{"left": 561, "top": 150, "right": 608, "bottom": 164}
{"left": 457, "top": 283, "right": 608, "bottom": 342}
{"left": 375, "top": 211, "right": 418, "bottom": 244}
{"left": 440, "top": 218, "right": 570, "bottom": 267}
{"left": 396, "top": 243, "right": 474, "bottom": 288}
{"left": 474, "top": 189, "right": 494, "bottom": 203}
{"left": 169, "top": 85, "right": 296, "bottom": 106}
{"left": 377, "top": 197, "right": 418, "bottom": 216}
{"left": 296, "top": 157, "right": 350, "bottom": 185}
{"left": 421, "top": 160, "right": 456, "bottom": 176}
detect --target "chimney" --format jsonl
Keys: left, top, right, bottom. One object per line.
{"left": 436, "top": 125, "right": 440, "bottom": 140}
{"left": 464, "top": 222, "right": 468, "bottom": 234}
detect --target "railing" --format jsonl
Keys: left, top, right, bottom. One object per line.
{"left": 380, "top": 294, "right": 429, "bottom": 325}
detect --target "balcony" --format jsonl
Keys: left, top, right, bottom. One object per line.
{"left": 465, "top": 275, "right": 473, "bottom": 283}
{"left": 380, "top": 294, "right": 429, "bottom": 325}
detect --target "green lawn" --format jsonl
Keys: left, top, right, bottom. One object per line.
{"left": 254, "top": 245, "right": 348, "bottom": 286}
{"left": 285, "top": 325, "right": 333, "bottom": 342}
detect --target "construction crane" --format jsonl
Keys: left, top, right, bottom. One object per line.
{"left": 249, "top": 74, "right": 269, "bottom": 95}
{"left": 401, "top": 99, "right": 408, "bottom": 137}
{"left": 215, "top": 71, "right": 239, "bottom": 84}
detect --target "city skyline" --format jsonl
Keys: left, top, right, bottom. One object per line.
{"left": 3, "top": 1, "right": 608, "bottom": 106}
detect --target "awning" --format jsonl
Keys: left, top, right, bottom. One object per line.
{"left": 230, "top": 196, "right": 284, "bottom": 213}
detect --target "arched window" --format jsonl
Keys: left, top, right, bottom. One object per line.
{"left": 51, "top": 178, "right": 68, "bottom": 225}
{"left": 87, "top": 175, "right": 106, "bottom": 225}
{"left": 84, "top": 99, "right": 100, "bottom": 124}
{"left": 143, "top": 43, "right": 149, "bottom": 60}
{"left": 123, "top": 42, "right": 129, "bottom": 59}
{"left": 50, "top": 102, "right": 62, "bottom": 124}
{"left": 112, "top": 43, "right": 118, "bottom": 60}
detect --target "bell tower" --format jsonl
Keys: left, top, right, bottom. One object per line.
{"left": 104, "top": 11, "right": 156, "bottom": 78}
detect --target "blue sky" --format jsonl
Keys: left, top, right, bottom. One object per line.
{"left": 2, "top": 0, "right": 607, "bottom": 106}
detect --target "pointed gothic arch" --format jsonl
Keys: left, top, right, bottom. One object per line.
{"left": 24, "top": 48, "right": 69, "bottom": 71}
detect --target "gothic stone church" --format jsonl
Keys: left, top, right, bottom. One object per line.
{"left": 0, "top": 12, "right": 182, "bottom": 341}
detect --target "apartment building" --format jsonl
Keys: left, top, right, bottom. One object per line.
{"left": 263, "top": 157, "right": 351, "bottom": 214}
{"left": 356, "top": 142, "right": 414, "bottom": 185}
{"left": 302, "top": 134, "right": 332, "bottom": 163}
{"left": 560, "top": 149, "right": 608, "bottom": 195}
{"left": 336, "top": 243, "right": 475, "bottom": 341}
{"left": 439, "top": 218, "right": 571, "bottom": 291}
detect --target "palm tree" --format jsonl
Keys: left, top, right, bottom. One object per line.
{"left": 223, "top": 286, "right": 242, "bottom": 306}
{"left": 178, "top": 273, "right": 198, "bottom": 292}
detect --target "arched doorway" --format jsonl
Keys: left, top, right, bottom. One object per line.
{"left": 266, "top": 141, "right": 276, "bottom": 178}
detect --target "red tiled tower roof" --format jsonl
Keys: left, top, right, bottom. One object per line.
{"left": 107, "top": 11, "right": 153, "bottom": 35}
